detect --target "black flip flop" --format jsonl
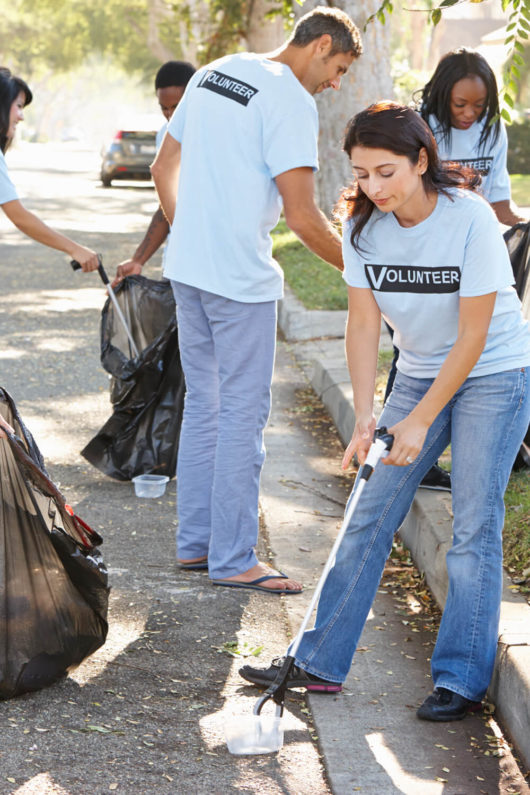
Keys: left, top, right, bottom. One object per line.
{"left": 178, "top": 558, "right": 208, "bottom": 571}
{"left": 212, "top": 571, "right": 302, "bottom": 595}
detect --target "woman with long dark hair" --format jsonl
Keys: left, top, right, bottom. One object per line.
{"left": 240, "top": 102, "right": 530, "bottom": 721}
{"left": 419, "top": 48, "right": 526, "bottom": 227}
{"left": 0, "top": 67, "right": 99, "bottom": 271}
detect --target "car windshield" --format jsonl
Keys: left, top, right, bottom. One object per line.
{"left": 120, "top": 131, "right": 156, "bottom": 139}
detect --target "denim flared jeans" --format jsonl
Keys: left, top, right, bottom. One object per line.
{"left": 171, "top": 281, "right": 277, "bottom": 580}
{"left": 294, "top": 367, "right": 530, "bottom": 702}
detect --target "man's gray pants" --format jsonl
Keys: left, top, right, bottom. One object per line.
{"left": 171, "top": 280, "right": 277, "bottom": 579}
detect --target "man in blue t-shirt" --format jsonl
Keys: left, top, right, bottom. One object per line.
{"left": 152, "top": 7, "right": 363, "bottom": 593}
{"left": 112, "top": 61, "right": 195, "bottom": 286}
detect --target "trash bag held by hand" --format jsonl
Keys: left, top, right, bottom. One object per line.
{"left": 0, "top": 388, "right": 109, "bottom": 699}
{"left": 81, "top": 275, "right": 185, "bottom": 481}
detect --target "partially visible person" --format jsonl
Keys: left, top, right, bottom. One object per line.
{"left": 151, "top": 6, "right": 363, "bottom": 592}
{"left": 240, "top": 101, "right": 530, "bottom": 718}
{"left": 419, "top": 48, "right": 527, "bottom": 227}
{"left": 112, "top": 60, "right": 195, "bottom": 287}
{"left": 0, "top": 68, "right": 99, "bottom": 272}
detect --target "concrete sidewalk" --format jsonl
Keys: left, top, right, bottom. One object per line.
{"left": 274, "top": 285, "right": 530, "bottom": 775}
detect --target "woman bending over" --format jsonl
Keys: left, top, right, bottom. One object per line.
{"left": 240, "top": 102, "right": 530, "bottom": 722}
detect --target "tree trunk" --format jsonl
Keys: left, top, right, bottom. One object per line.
{"left": 147, "top": 0, "right": 176, "bottom": 63}
{"left": 294, "top": 0, "right": 393, "bottom": 216}
{"left": 178, "top": 2, "right": 213, "bottom": 66}
{"left": 410, "top": 1, "right": 427, "bottom": 72}
{"left": 246, "top": 0, "right": 285, "bottom": 52}
{"left": 427, "top": 18, "right": 447, "bottom": 72}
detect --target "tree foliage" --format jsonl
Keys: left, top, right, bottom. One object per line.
{"left": 0, "top": 0, "right": 298, "bottom": 77}
{"left": 167, "top": 0, "right": 297, "bottom": 65}
{"left": 0, "top": 0, "right": 161, "bottom": 79}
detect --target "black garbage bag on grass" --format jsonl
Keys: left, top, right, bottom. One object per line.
{"left": 0, "top": 388, "right": 109, "bottom": 699}
{"left": 504, "top": 221, "right": 530, "bottom": 470}
{"left": 81, "top": 275, "right": 185, "bottom": 481}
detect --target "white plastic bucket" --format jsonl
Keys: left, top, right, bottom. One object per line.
{"left": 224, "top": 715, "right": 283, "bottom": 755}
{"left": 132, "top": 474, "right": 169, "bottom": 498}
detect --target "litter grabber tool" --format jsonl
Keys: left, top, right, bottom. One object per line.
{"left": 224, "top": 427, "right": 394, "bottom": 755}
{"left": 71, "top": 257, "right": 140, "bottom": 358}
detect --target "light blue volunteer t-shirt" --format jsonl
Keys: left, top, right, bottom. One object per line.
{"left": 164, "top": 52, "right": 319, "bottom": 302}
{"left": 0, "top": 150, "right": 18, "bottom": 205}
{"left": 429, "top": 114, "right": 511, "bottom": 203}
{"left": 343, "top": 189, "right": 530, "bottom": 379}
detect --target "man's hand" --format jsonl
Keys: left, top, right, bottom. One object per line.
{"left": 275, "top": 168, "right": 343, "bottom": 271}
{"left": 112, "top": 259, "right": 143, "bottom": 288}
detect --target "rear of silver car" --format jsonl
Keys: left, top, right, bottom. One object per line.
{"left": 100, "top": 130, "right": 157, "bottom": 187}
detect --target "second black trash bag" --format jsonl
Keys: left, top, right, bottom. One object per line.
{"left": 504, "top": 220, "right": 530, "bottom": 320}
{"left": 0, "top": 388, "right": 109, "bottom": 699}
{"left": 81, "top": 275, "right": 185, "bottom": 481}
{"left": 504, "top": 221, "right": 530, "bottom": 469}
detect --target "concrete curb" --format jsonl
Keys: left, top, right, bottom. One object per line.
{"left": 278, "top": 285, "right": 530, "bottom": 770}
{"left": 278, "top": 288, "right": 347, "bottom": 342}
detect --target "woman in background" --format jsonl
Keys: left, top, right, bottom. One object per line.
{"left": 419, "top": 48, "right": 526, "bottom": 227}
{"left": 0, "top": 67, "right": 98, "bottom": 271}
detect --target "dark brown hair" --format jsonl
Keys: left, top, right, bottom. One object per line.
{"left": 336, "top": 101, "right": 480, "bottom": 252}
{"left": 0, "top": 67, "right": 32, "bottom": 153}
{"left": 289, "top": 6, "right": 362, "bottom": 58}
{"left": 418, "top": 48, "right": 500, "bottom": 152}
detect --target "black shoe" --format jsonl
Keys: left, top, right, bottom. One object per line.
{"left": 239, "top": 656, "right": 342, "bottom": 693}
{"left": 419, "top": 464, "right": 451, "bottom": 492}
{"left": 417, "top": 687, "right": 482, "bottom": 721}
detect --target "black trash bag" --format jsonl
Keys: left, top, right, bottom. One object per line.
{"left": 81, "top": 275, "right": 185, "bottom": 481}
{"left": 0, "top": 388, "right": 109, "bottom": 699}
{"left": 504, "top": 221, "right": 530, "bottom": 470}
{"left": 504, "top": 221, "right": 530, "bottom": 312}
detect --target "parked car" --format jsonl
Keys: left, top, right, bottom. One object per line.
{"left": 100, "top": 129, "right": 157, "bottom": 187}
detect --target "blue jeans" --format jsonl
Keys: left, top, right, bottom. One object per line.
{"left": 294, "top": 367, "right": 530, "bottom": 702}
{"left": 171, "top": 281, "right": 277, "bottom": 580}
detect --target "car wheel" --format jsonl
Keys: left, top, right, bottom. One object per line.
{"left": 101, "top": 174, "right": 112, "bottom": 187}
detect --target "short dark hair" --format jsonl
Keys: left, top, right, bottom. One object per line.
{"left": 0, "top": 67, "right": 32, "bottom": 153}
{"left": 155, "top": 61, "right": 196, "bottom": 91}
{"left": 418, "top": 48, "right": 500, "bottom": 152}
{"left": 290, "top": 6, "right": 362, "bottom": 58}
{"left": 338, "top": 101, "right": 480, "bottom": 252}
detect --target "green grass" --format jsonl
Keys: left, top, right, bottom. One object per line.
{"left": 510, "top": 174, "right": 530, "bottom": 206}
{"left": 503, "top": 471, "right": 530, "bottom": 597}
{"left": 272, "top": 219, "right": 347, "bottom": 310}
